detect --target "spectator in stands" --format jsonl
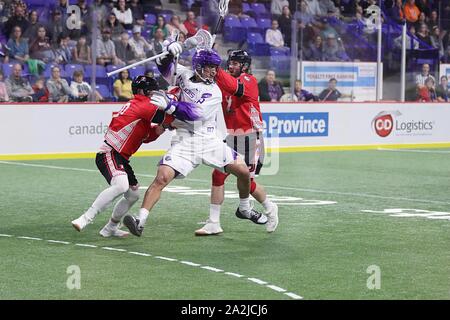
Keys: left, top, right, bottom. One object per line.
{"left": 46, "top": 66, "right": 72, "bottom": 102}
{"left": 266, "top": 20, "right": 285, "bottom": 47}
{"left": 115, "top": 32, "right": 137, "bottom": 66}
{"left": 295, "top": 0, "right": 317, "bottom": 42}
{"left": 129, "top": 0, "right": 145, "bottom": 27}
{"left": 271, "top": 0, "right": 289, "bottom": 19}
{"left": 318, "top": 0, "right": 338, "bottom": 17}
{"left": 393, "top": 25, "right": 419, "bottom": 50}
{"left": 97, "top": 27, "right": 120, "bottom": 66}
{"left": 414, "top": 12, "right": 427, "bottom": 31}
{"left": 23, "top": 10, "right": 42, "bottom": 41}
{"left": 113, "top": 69, "right": 133, "bottom": 102}
{"left": 293, "top": 79, "right": 317, "bottom": 101}
{"left": 436, "top": 75, "right": 449, "bottom": 102}
{"left": 417, "top": 76, "right": 437, "bottom": 102}
{"left": 167, "top": 15, "right": 189, "bottom": 36}
{"left": 389, "top": 0, "right": 405, "bottom": 24}
{"left": 0, "top": 70, "right": 9, "bottom": 102}
{"left": 183, "top": 11, "right": 199, "bottom": 38}
{"left": 322, "top": 33, "right": 349, "bottom": 61}
{"left": 3, "top": 1, "right": 29, "bottom": 39}
{"left": 31, "top": 77, "right": 49, "bottom": 102}
{"left": 415, "top": 63, "right": 435, "bottom": 91}
{"left": 72, "top": 35, "right": 92, "bottom": 65}
{"left": 415, "top": 0, "right": 435, "bottom": 17}
{"left": 112, "top": 0, "right": 133, "bottom": 30}
{"left": 152, "top": 15, "right": 170, "bottom": 38}
{"left": 258, "top": 70, "right": 285, "bottom": 102}
{"left": 304, "top": 0, "right": 321, "bottom": 17}
{"left": 333, "top": 0, "right": 356, "bottom": 17}
{"left": 318, "top": 78, "right": 352, "bottom": 101}
{"left": 70, "top": 70, "right": 103, "bottom": 102}
{"left": 29, "top": 27, "right": 53, "bottom": 63}
{"left": 6, "top": 26, "right": 29, "bottom": 63}
{"left": 430, "top": 26, "right": 445, "bottom": 59}
{"left": 47, "top": 10, "right": 67, "bottom": 46}
{"left": 103, "top": 13, "right": 126, "bottom": 42}
{"left": 403, "top": 0, "right": 421, "bottom": 24}
{"left": 54, "top": 33, "right": 73, "bottom": 65}
{"left": 51, "top": 0, "right": 69, "bottom": 22}
{"left": 149, "top": 28, "right": 165, "bottom": 56}
{"left": 5, "top": 63, "right": 34, "bottom": 102}
{"left": 427, "top": 10, "right": 439, "bottom": 30}
{"left": 416, "top": 24, "right": 432, "bottom": 48}
{"left": 129, "top": 25, "right": 152, "bottom": 60}
{"left": 304, "top": 35, "right": 324, "bottom": 60}
{"left": 90, "top": 0, "right": 109, "bottom": 27}
{"left": 278, "top": 6, "right": 293, "bottom": 47}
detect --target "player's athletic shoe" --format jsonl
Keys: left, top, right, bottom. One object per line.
{"left": 99, "top": 225, "right": 130, "bottom": 238}
{"left": 123, "top": 215, "right": 144, "bottom": 237}
{"left": 265, "top": 203, "right": 279, "bottom": 233}
{"left": 71, "top": 215, "right": 92, "bottom": 232}
{"left": 235, "top": 207, "right": 267, "bottom": 224}
{"left": 195, "top": 220, "right": 223, "bottom": 236}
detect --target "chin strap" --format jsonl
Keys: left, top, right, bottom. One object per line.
{"left": 195, "top": 68, "right": 215, "bottom": 85}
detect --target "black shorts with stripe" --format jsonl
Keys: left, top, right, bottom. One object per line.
{"left": 95, "top": 148, "right": 138, "bottom": 186}
{"left": 225, "top": 132, "right": 264, "bottom": 176}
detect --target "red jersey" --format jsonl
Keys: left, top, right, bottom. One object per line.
{"left": 215, "top": 68, "right": 263, "bottom": 135}
{"left": 104, "top": 94, "right": 173, "bottom": 160}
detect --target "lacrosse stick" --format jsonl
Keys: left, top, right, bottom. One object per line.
{"left": 171, "top": 30, "right": 180, "bottom": 86}
{"left": 106, "top": 51, "right": 169, "bottom": 77}
{"left": 211, "top": 0, "right": 230, "bottom": 44}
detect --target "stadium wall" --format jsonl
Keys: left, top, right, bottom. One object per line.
{"left": 0, "top": 102, "right": 449, "bottom": 160}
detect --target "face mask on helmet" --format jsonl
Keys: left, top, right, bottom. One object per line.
{"left": 192, "top": 49, "right": 222, "bottom": 84}
{"left": 227, "top": 50, "right": 251, "bottom": 75}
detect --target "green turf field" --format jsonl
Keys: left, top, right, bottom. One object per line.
{"left": 0, "top": 149, "right": 449, "bottom": 300}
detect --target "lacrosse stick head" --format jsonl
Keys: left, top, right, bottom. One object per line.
{"left": 218, "top": 0, "right": 230, "bottom": 17}
{"left": 191, "top": 29, "right": 214, "bottom": 50}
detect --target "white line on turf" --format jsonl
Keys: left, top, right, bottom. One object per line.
{"left": 247, "top": 278, "right": 268, "bottom": 285}
{"left": 75, "top": 243, "right": 97, "bottom": 248}
{"left": 1, "top": 160, "right": 448, "bottom": 205}
{"left": 377, "top": 148, "right": 450, "bottom": 154}
{"left": 17, "top": 236, "right": 42, "bottom": 241}
{"left": 3, "top": 233, "right": 303, "bottom": 300}
{"left": 47, "top": 240, "right": 70, "bottom": 244}
{"left": 201, "top": 266, "right": 223, "bottom": 272}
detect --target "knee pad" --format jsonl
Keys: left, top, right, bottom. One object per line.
{"left": 110, "top": 174, "right": 130, "bottom": 195}
{"left": 125, "top": 185, "right": 140, "bottom": 203}
{"left": 212, "top": 169, "right": 229, "bottom": 187}
{"left": 250, "top": 178, "right": 256, "bottom": 194}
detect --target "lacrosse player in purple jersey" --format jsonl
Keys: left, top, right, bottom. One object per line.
{"left": 122, "top": 41, "right": 266, "bottom": 236}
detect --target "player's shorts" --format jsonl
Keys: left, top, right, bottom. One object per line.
{"left": 225, "top": 131, "right": 264, "bottom": 178}
{"left": 96, "top": 145, "right": 138, "bottom": 186}
{"left": 159, "top": 133, "right": 238, "bottom": 179}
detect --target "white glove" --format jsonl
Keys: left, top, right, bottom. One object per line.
{"left": 167, "top": 41, "right": 183, "bottom": 56}
{"left": 150, "top": 91, "right": 176, "bottom": 114}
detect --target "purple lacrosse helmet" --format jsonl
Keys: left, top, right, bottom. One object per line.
{"left": 192, "top": 49, "right": 222, "bottom": 84}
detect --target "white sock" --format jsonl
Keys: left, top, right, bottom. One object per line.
{"left": 138, "top": 208, "right": 149, "bottom": 227}
{"left": 239, "top": 197, "right": 251, "bottom": 216}
{"left": 261, "top": 199, "right": 274, "bottom": 212}
{"left": 209, "top": 204, "right": 221, "bottom": 223}
{"left": 106, "top": 219, "right": 119, "bottom": 230}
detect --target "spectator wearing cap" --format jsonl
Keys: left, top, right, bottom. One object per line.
{"left": 46, "top": 66, "right": 72, "bottom": 102}
{"left": 322, "top": 33, "right": 349, "bottom": 61}
{"left": 128, "top": 25, "right": 153, "bottom": 60}
{"left": 436, "top": 76, "right": 449, "bottom": 102}
{"left": 6, "top": 25, "right": 29, "bottom": 63}
{"left": 266, "top": 20, "right": 285, "bottom": 48}
{"left": 97, "top": 27, "right": 120, "bottom": 66}
{"left": 5, "top": 63, "right": 34, "bottom": 102}
{"left": 258, "top": 70, "right": 285, "bottom": 102}
{"left": 112, "top": 0, "right": 133, "bottom": 30}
